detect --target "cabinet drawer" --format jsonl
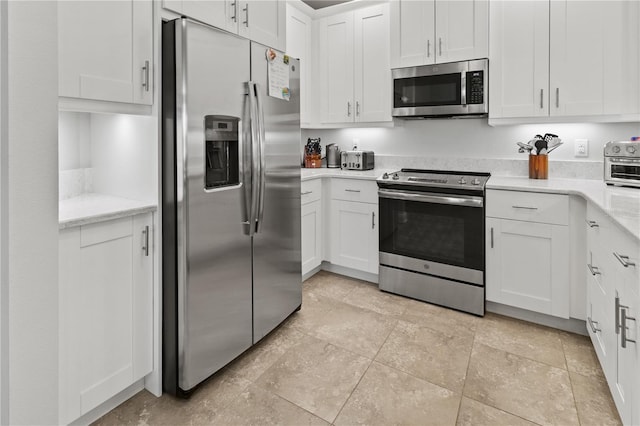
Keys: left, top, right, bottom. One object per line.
{"left": 331, "top": 178, "right": 378, "bottom": 204}
{"left": 301, "top": 179, "right": 322, "bottom": 205}
{"left": 486, "top": 190, "right": 568, "bottom": 225}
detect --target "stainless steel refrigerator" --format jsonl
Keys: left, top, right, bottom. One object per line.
{"left": 161, "top": 18, "right": 301, "bottom": 396}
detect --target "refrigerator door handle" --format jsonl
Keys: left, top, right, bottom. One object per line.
{"left": 246, "top": 81, "right": 261, "bottom": 235}
{"left": 254, "top": 82, "right": 267, "bottom": 233}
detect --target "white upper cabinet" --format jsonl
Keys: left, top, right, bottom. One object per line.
{"left": 163, "top": 0, "right": 286, "bottom": 51}
{"left": 286, "top": 4, "right": 313, "bottom": 126}
{"left": 490, "top": 0, "right": 640, "bottom": 122}
{"left": 391, "top": 0, "right": 488, "bottom": 68}
{"left": 58, "top": 0, "right": 153, "bottom": 105}
{"left": 319, "top": 3, "right": 391, "bottom": 125}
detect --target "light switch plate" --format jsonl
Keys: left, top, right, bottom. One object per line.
{"left": 574, "top": 139, "right": 589, "bottom": 157}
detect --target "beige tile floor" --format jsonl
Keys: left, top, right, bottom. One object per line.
{"left": 94, "top": 271, "right": 621, "bottom": 426}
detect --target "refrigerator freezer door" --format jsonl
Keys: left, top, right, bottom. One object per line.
{"left": 175, "top": 19, "right": 253, "bottom": 392}
{"left": 250, "top": 44, "right": 302, "bottom": 342}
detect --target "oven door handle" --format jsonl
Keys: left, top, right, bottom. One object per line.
{"left": 378, "top": 188, "right": 484, "bottom": 208}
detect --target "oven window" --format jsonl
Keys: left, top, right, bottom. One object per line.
{"left": 394, "top": 73, "right": 461, "bottom": 108}
{"left": 379, "top": 196, "right": 484, "bottom": 271}
{"left": 611, "top": 164, "right": 640, "bottom": 180}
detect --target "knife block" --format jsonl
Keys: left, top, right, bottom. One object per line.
{"left": 529, "top": 154, "right": 548, "bottom": 179}
{"left": 304, "top": 154, "right": 322, "bottom": 168}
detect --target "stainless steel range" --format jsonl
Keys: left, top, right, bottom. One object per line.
{"left": 377, "top": 169, "right": 490, "bottom": 316}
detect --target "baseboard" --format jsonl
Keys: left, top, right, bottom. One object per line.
{"left": 486, "top": 301, "right": 588, "bottom": 336}
{"left": 302, "top": 264, "right": 323, "bottom": 282}
{"left": 69, "top": 380, "right": 146, "bottom": 426}
{"left": 320, "top": 261, "right": 379, "bottom": 284}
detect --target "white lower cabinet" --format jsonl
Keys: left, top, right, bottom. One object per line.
{"left": 301, "top": 179, "right": 322, "bottom": 276}
{"left": 59, "top": 213, "right": 153, "bottom": 424}
{"left": 485, "top": 189, "right": 570, "bottom": 318}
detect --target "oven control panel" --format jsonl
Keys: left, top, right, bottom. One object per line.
{"left": 379, "top": 169, "right": 490, "bottom": 191}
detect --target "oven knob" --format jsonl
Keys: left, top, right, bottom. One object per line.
{"left": 471, "top": 178, "right": 481, "bottom": 185}
{"left": 392, "top": 173, "right": 399, "bottom": 180}
{"left": 458, "top": 177, "right": 467, "bottom": 185}
{"left": 382, "top": 173, "right": 389, "bottom": 179}
{"left": 613, "top": 145, "right": 621, "bottom": 154}
{"left": 627, "top": 145, "right": 637, "bottom": 154}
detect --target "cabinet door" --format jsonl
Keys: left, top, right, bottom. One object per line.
{"left": 302, "top": 200, "right": 322, "bottom": 275}
{"left": 331, "top": 200, "right": 378, "bottom": 274}
{"left": 391, "top": 0, "right": 435, "bottom": 67}
{"left": 238, "top": 1, "right": 286, "bottom": 51}
{"left": 486, "top": 218, "right": 570, "bottom": 318}
{"left": 489, "top": 0, "right": 549, "bottom": 118}
{"left": 613, "top": 284, "right": 639, "bottom": 425}
{"left": 354, "top": 4, "right": 391, "bottom": 123}
{"left": 58, "top": 0, "right": 153, "bottom": 105}
{"left": 550, "top": 1, "right": 639, "bottom": 116}
{"left": 434, "top": 0, "right": 488, "bottom": 63}
{"left": 319, "top": 12, "right": 355, "bottom": 124}
{"left": 182, "top": 1, "right": 237, "bottom": 34}
{"left": 286, "top": 4, "right": 312, "bottom": 125}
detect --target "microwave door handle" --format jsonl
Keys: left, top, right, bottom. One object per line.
{"left": 461, "top": 72, "right": 467, "bottom": 106}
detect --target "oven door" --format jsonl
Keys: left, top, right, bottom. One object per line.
{"left": 378, "top": 189, "right": 485, "bottom": 285}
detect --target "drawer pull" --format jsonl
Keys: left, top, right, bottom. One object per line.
{"left": 301, "top": 191, "right": 313, "bottom": 195}
{"left": 512, "top": 205, "right": 538, "bottom": 210}
{"left": 587, "top": 264, "right": 601, "bottom": 276}
{"left": 621, "top": 307, "right": 636, "bottom": 349}
{"left": 614, "top": 252, "right": 636, "bottom": 268}
{"left": 587, "top": 317, "right": 601, "bottom": 333}
{"left": 585, "top": 220, "right": 599, "bottom": 228}
{"left": 345, "top": 189, "right": 361, "bottom": 193}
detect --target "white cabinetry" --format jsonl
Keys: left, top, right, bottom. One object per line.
{"left": 490, "top": 0, "right": 640, "bottom": 121}
{"left": 58, "top": 0, "right": 153, "bottom": 105}
{"left": 486, "top": 190, "right": 570, "bottom": 318}
{"left": 301, "top": 179, "right": 322, "bottom": 276}
{"left": 585, "top": 202, "right": 640, "bottom": 425}
{"left": 390, "top": 0, "right": 488, "bottom": 68}
{"left": 286, "top": 4, "right": 312, "bottom": 126}
{"left": 163, "top": 0, "right": 286, "bottom": 51}
{"left": 59, "top": 214, "right": 153, "bottom": 424}
{"left": 319, "top": 4, "right": 391, "bottom": 125}
{"left": 329, "top": 179, "right": 378, "bottom": 274}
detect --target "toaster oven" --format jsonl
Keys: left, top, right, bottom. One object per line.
{"left": 604, "top": 141, "right": 640, "bottom": 188}
{"left": 341, "top": 150, "right": 375, "bottom": 170}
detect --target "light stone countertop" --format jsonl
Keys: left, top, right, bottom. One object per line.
{"left": 301, "top": 167, "right": 640, "bottom": 242}
{"left": 59, "top": 193, "right": 157, "bottom": 230}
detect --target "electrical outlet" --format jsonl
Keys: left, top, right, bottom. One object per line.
{"left": 574, "top": 139, "right": 589, "bottom": 157}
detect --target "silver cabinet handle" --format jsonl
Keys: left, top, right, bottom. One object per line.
{"left": 540, "top": 89, "right": 544, "bottom": 109}
{"left": 231, "top": 1, "right": 237, "bottom": 22}
{"left": 243, "top": 3, "right": 249, "bottom": 27}
{"left": 555, "top": 87, "right": 559, "bottom": 108}
{"left": 427, "top": 39, "right": 430, "bottom": 57}
{"left": 587, "top": 264, "right": 601, "bottom": 276}
{"left": 345, "top": 189, "right": 361, "bottom": 193}
{"left": 347, "top": 101, "right": 351, "bottom": 117}
{"left": 585, "top": 220, "right": 599, "bottom": 228}
{"left": 142, "top": 225, "right": 150, "bottom": 257}
{"left": 616, "top": 295, "right": 627, "bottom": 334}
{"left": 356, "top": 101, "right": 360, "bottom": 117}
{"left": 142, "top": 60, "right": 150, "bottom": 92}
{"left": 301, "top": 191, "right": 312, "bottom": 195}
{"left": 372, "top": 212, "right": 375, "bottom": 229}
{"left": 512, "top": 205, "right": 538, "bottom": 210}
{"left": 490, "top": 227, "right": 494, "bottom": 249}
{"left": 588, "top": 317, "right": 601, "bottom": 333}
{"left": 621, "top": 307, "right": 636, "bottom": 348}
{"left": 438, "top": 37, "right": 442, "bottom": 56}
{"left": 614, "top": 252, "right": 636, "bottom": 268}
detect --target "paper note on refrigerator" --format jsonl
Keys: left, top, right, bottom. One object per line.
{"left": 266, "top": 48, "right": 290, "bottom": 101}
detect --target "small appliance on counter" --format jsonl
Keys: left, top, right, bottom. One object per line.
{"left": 341, "top": 150, "right": 375, "bottom": 170}
{"left": 304, "top": 138, "right": 322, "bottom": 168}
{"left": 326, "top": 143, "right": 341, "bottom": 168}
{"left": 605, "top": 139, "right": 640, "bottom": 187}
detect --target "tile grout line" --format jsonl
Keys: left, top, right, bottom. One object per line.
{"left": 456, "top": 330, "right": 477, "bottom": 425}
{"left": 562, "top": 338, "right": 584, "bottom": 426}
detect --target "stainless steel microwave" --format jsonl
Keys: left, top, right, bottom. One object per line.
{"left": 392, "top": 59, "right": 488, "bottom": 118}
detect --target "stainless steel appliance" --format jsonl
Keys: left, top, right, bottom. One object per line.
{"left": 326, "top": 143, "right": 341, "bottom": 168}
{"left": 377, "top": 169, "right": 490, "bottom": 316}
{"left": 392, "top": 59, "right": 488, "bottom": 118}
{"left": 605, "top": 140, "right": 640, "bottom": 188}
{"left": 162, "top": 18, "right": 301, "bottom": 396}
{"left": 341, "top": 150, "right": 375, "bottom": 170}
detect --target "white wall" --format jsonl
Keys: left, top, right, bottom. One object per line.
{"left": 303, "top": 119, "right": 640, "bottom": 162}
{"left": 58, "top": 112, "right": 92, "bottom": 171}
{"left": 7, "top": 2, "right": 59, "bottom": 424}
{"left": 0, "top": 0, "right": 8, "bottom": 423}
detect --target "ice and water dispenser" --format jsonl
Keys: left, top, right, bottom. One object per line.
{"left": 204, "top": 115, "right": 239, "bottom": 190}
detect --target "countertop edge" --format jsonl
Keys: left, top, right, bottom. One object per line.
{"left": 59, "top": 195, "right": 158, "bottom": 230}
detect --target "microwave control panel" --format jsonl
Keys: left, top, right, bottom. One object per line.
{"left": 466, "top": 71, "right": 484, "bottom": 105}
